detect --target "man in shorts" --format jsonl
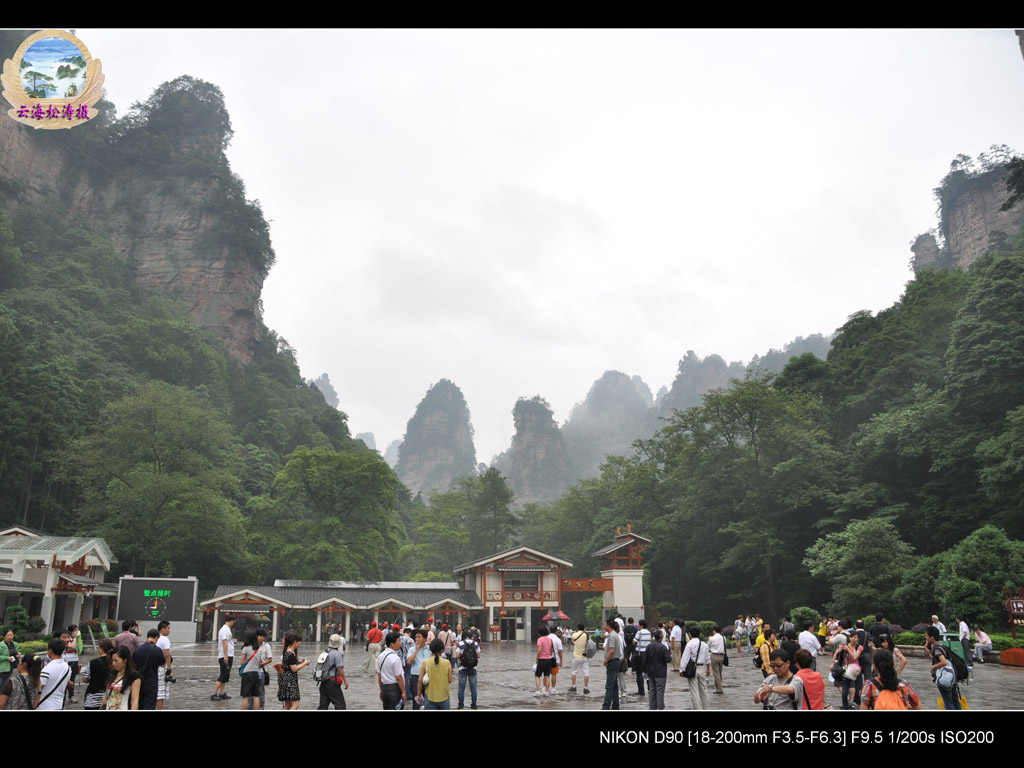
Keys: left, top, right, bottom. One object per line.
{"left": 156, "top": 621, "right": 173, "bottom": 709}
{"left": 212, "top": 616, "right": 235, "bottom": 700}
{"left": 569, "top": 622, "right": 590, "bottom": 694}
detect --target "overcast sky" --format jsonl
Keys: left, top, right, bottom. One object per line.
{"left": 76, "top": 29, "right": 1024, "bottom": 463}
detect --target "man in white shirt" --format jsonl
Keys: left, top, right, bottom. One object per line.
{"left": 212, "top": 616, "right": 235, "bottom": 701}
{"left": 931, "top": 615, "right": 947, "bottom": 634}
{"left": 679, "top": 625, "right": 711, "bottom": 710}
{"left": 797, "top": 620, "right": 822, "bottom": 671}
{"left": 633, "top": 619, "right": 652, "bottom": 696}
{"left": 669, "top": 620, "right": 684, "bottom": 672}
{"left": 36, "top": 638, "right": 71, "bottom": 710}
{"left": 156, "top": 621, "right": 173, "bottom": 709}
{"left": 377, "top": 631, "right": 407, "bottom": 710}
{"left": 957, "top": 615, "right": 972, "bottom": 668}
{"left": 707, "top": 625, "right": 727, "bottom": 695}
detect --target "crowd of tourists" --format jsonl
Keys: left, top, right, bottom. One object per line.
{"left": 0, "top": 619, "right": 174, "bottom": 710}
{"left": 0, "top": 608, "right": 992, "bottom": 710}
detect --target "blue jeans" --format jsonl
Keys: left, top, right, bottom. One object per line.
{"left": 840, "top": 673, "right": 863, "bottom": 710}
{"left": 458, "top": 668, "right": 477, "bottom": 708}
{"left": 424, "top": 696, "right": 450, "bottom": 710}
{"left": 938, "top": 683, "right": 962, "bottom": 710}
{"left": 602, "top": 659, "right": 620, "bottom": 710}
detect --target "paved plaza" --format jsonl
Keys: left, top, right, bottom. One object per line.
{"left": 62, "top": 640, "right": 1024, "bottom": 710}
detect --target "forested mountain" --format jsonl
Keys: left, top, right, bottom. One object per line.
{"left": 520, "top": 152, "right": 1024, "bottom": 627}
{"left": 395, "top": 379, "right": 477, "bottom": 497}
{"left": 0, "top": 68, "right": 406, "bottom": 588}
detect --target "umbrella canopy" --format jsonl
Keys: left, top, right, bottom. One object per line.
{"left": 542, "top": 610, "right": 570, "bottom": 621}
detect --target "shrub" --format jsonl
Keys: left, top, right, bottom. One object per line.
{"left": 16, "top": 640, "right": 48, "bottom": 655}
{"left": 894, "top": 632, "right": 926, "bottom": 646}
{"left": 790, "top": 606, "right": 822, "bottom": 629}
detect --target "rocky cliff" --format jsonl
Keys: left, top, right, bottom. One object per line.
{"left": 396, "top": 379, "right": 477, "bottom": 497}
{"left": 912, "top": 165, "right": 1024, "bottom": 273}
{"left": 492, "top": 396, "right": 575, "bottom": 506}
{"left": 0, "top": 79, "right": 267, "bottom": 364}
{"left": 562, "top": 370, "right": 659, "bottom": 480}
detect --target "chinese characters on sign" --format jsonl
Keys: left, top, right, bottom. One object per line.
{"left": 143, "top": 589, "right": 172, "bottom": 597}
{"left": 16, "top": 104, "right": 90, "bottom": 121}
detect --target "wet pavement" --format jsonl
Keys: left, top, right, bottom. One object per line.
{"left": 63, "top": 640, "right": 1024, "bottom": 710}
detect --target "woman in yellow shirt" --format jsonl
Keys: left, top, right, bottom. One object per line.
{"left": 419, "top": 639, "right": 453, "bottom": 710}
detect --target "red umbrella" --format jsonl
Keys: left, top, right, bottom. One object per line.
{"left": 542, "top": 610, "right": 570, "bottom": 621}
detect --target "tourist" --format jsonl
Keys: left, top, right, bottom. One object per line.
{"left": 758, "top": 628, "right": 777, "bottom": 680}
{"left": 36, "top": 638, "right": 71, "bottom": 710}
{"left": 133, "top": 629, "right": 166, "bottom": 710}
{"left": 861, "top": 648, "right": 923, "bottom": 710}
{"left": 211, "top": 615, "right": 235, "bottom": 700}
{"left": 550, "top": 623, "right": 564, "bottom": 694}
{"left": 780, "top": 628, "right": 801, "bottom": 676}
{"left": 239, "top": 628, "right": 268, "bottom": 710}
{"left": 601, "top": 618, "right": 624, "bottom": 710}
{"left": 0, "top": 629, "right": 18, "bottom": 691}
{"left": 973, "top": 626, "right": 993, "bottom": 663}
{"left": 926, "top": 626, "right": 962, "bottom": 710}
{"left": 646, "top": 628, "right": 672, "bottom": 710}
{"left": 734, "top": 614, "right": 747, "bottom": 654}
{"left": 363, "top": 620, "right": 383, "bottom": 675}
{"left": 878, "top": 634, "right": 907, "bottom": 675}
{"left": 793, "top": 649, "right": 824, "bottom": 709}
{"left": 278, "top": 633, "right": 310, "bottom": 710}
{"left": 669, "top": 619, "right": 684, "bottom": 672}
{"left": 156, "top": 620, "right": 173, "bottom": 710}
{"left": 317, "top": 633, "right": 348, "bottom": 710}
{"left": 65, "top": 625, "right": 81, "bottom": 704}
{"left": 679, "top": 624, "right": 711, "bottom": 710}
{"left": 82, "top": 638, "right": 113, "bottom": 710}
{"left": 534, "top": 625, "right": 555, "bottom": 697}
{"left": 798, "top": 621, "right": 821, "bottom": 670}
{"left": 633, "top": 619, "right": 652, "bottom": 696}
{"left": 377, "top": 631, "right": 406, "bottom": 710}
{"left": 419, "top": 638, "right": 453, "bottom": 709}
{"left": 112, "top": 619, "right": 140, "bottom": 654}
{"left": 832, "top": 629, "right": 863, "bottom": 710}
{"left": 931, "top": 614, "right": 947, "bottom": 634}
{"left": 569, "top": 622, "right": 590, "bottom": 694}
{"left": 707, "top": 625, "right": 726, "bottom": 695}
{"left": 408, "top": 628, "right": 431, "bottom": 709}
{"left": 455, "top": 629, "right": 480, "bottom": 710}
{"left": 754, "top": 649, "right": 802, "bottom": 710}
{"left": 957, "top": 615, "right": 972, "bottom": 668}
{"left": 101, "top": 645, "right": 141, "bottom": 710}
{"left": 0, "top": 652, "right": 41, "bottom": 710}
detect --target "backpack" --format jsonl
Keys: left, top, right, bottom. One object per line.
{"left": 460, "top": 643, "right": 478, "bottom": 669}
{"left": 867, "top": 679, "right": 909, "bottom": 710}
{"left": 754, "top": 643, "right": 766, "bottom": 669}
{"left": 312, "top": 650, "right": 330, "bottom": 683}
{"left": 938, "top": 644, "right": 969, "bottom": 682}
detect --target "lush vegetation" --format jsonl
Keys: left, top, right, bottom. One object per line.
{"left": 519, "top": 218, "right": 1024, "bottom": 630}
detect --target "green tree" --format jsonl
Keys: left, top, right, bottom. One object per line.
{"left": 248, "top": 446, "right": 403, "bottom": 582}
{"left": 71, "top": 381, "right": 249, "bottom": 583}
{"left": 804, "top": 518, "right": 915, "bottom": 618}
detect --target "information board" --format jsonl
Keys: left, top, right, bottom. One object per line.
{"left": 117, "top": 577, "right": 197, "bottom": 622}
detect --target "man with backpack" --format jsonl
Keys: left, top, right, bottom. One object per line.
{"left": 455, "top": 630, "right": 481, "bottom": 709}
{"left": 316, "top": 633, "right": 348, "bottom": 710}
{"left": 926, "top": 626, "right": 964, "bottom": 710}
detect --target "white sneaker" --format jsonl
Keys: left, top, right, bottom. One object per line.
{"left": 542, "top": 690, "right": 549, "bottom": 697}
{"left": 550, "top": 687, "right": 558, "bottom": 695}
{"left": 533, "top": 691, "right": 542, "bottom": 698}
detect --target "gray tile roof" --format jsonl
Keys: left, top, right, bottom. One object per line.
{"left": 207, "top": 584, "right": 483, "bottom": 610}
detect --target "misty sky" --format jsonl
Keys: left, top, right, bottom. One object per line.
{"left": 74, "top": 29, "right": 1024, "bottom": 463}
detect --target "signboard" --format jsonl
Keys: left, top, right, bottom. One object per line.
{"left": 117, "top": 576, "right": 198, "bottom": 622}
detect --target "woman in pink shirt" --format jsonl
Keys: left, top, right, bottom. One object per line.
{"left": 534, "top": 626, "right": 555, "bottom": 698}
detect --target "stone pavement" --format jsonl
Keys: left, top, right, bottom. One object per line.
{"left": 62, "top": 640, "right": 1024, "bottom": 710}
